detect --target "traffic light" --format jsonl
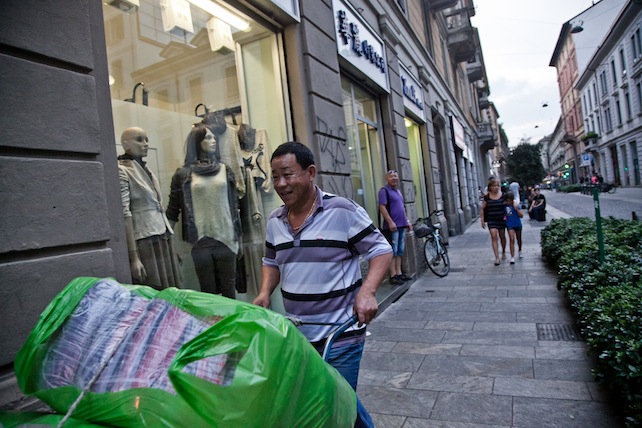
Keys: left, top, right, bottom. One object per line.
{"left": 564, "top": 164, "right": 569, "bottom": 169}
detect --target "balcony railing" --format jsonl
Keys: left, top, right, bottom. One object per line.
{"left": 477, "top": 121, "right": 495, "bottom": 152}
{"left": 466, "top": 53, "right": 483, "bottom": 81}
{"left": 446, "top": 15, "right": 476, "bottom": 63}
{"left": 427, "top": 0, "right": 459, "bottom": 11}
{"left": 478, "top": 95, "right": 489, "bottom": 110}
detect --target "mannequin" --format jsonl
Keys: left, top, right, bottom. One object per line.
{"left": 166, "top": 123, "right": 241, "bottom": 299}
{"left": 203, "top": 111, "right": 245, "bottom": 198}
{"left": 118, "top": 127, "right": 181, "bottom": 290}
{"left": 237, "top": 124, "right": 273, "bottom": 296}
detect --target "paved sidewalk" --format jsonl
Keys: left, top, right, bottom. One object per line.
{"left": 359, "top": 210, "right": 622, "bottom": 427}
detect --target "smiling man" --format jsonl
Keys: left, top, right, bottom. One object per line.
{"left": 253, "top": 141, "right": 391, "bottom": 427}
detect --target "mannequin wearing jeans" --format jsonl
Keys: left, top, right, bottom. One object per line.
{"left": 166, "top": 123, "right": 241, "bottom": 299}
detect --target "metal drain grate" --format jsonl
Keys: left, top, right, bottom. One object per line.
{"left": 536, "top": 323, "right": 583, "bottom": 341}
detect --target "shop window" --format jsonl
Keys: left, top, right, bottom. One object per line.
{"left": 406, "top": 118, "right": 429, "bottom": 219}
{"left": 341, "top": 77, "right": 385, "bottom": 222}
{"left": 103, "top": 0, "right": 291, "bottom": 306}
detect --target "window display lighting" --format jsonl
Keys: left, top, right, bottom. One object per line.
{"left": 187, "top": 0, "right": 250, "bottom": 31}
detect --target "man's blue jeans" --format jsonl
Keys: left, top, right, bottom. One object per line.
{"left": 326, "top": 342, "right": 374, "bottom": 428}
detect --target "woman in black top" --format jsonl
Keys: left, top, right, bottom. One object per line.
{"left": 480, "top": 178, "right": 507, "bottom": 265}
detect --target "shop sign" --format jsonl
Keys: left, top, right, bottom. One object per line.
{"left": 332, "top": 0, "right": 389, "bottom": 92}
{"left": 399, "top": 63, "right": 424, "bottom": 122}
{"left": 271, "top": 0, "right": 300, "bottom": 21}
{"left": 451, "top": 115, "right": 466, "bottom": 151}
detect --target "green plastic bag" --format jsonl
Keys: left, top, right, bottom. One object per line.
{"left": 0, "top": 411, "right": 104, "bottom": 427}
{"left": 14, "top": 277, "right": 356, "bottom": 427}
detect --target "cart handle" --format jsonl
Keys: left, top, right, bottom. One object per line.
{"left": 322, "top": 314, "right": 360, "bottom": 362}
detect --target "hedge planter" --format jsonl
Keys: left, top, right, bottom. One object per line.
{"left": 541, "top": 218, "right": 642, "bottom": 427}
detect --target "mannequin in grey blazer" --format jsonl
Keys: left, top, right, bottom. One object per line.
{"left": 118, "top": 127, "right": 181, "bottom": 289}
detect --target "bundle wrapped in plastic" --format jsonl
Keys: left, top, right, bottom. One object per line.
{"left": 13, "top": 277, "right": 356, "bottom": 427}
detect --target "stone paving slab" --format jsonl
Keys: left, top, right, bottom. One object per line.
{"left": 401, "top": 419, "right": 509, "bottom": 428}
{"left": 512, "top": 396, "right": 620, "bottom": 427}
{"left": 360, "top": 211, "right": 623, "bottom": 427}
{"left": 423, "top": 311, "right": 518, "bottom": 323}
{"left": 358, "top": 386, "right": 438, "bottom": 419}
{"left": 415, "top": 355, "right": 534, "bottom": 378}
{"left": 493, "top": 377, "right": 592, "bottom": 400}
{"left": 429, "top": 392, "right": 513, "bottom": 426}
{"left": 533, "top": 358, "right": 595, "bottom": 381}
{"left": 442, "top": 330, "right": 538, "bottom": 346}
{"left": 460, "top": 344, "right": 535, "bottom": 359}
{"left": 406, "top": 372, "right": 494, "bottom": 394}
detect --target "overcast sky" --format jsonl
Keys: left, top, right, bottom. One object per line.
{"left": 471, "top": 0, "right": 599, "bottom": 147}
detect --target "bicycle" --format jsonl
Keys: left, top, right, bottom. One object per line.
{"left": 413, "top": 210, "right": 450, "bottom": 277}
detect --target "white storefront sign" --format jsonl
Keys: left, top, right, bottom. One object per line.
{"left": 399, "top": 63, "right": 425, "bottom": 122}
{"left": 332, "top": 0, "right": 389, "bottom": 92}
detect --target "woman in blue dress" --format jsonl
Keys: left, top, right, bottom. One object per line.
{"left": 504, "top": 191, "right": 523, "bottom": 264}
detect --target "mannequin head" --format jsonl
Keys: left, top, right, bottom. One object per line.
{"left": 202, "top": 111, "right": 227, "bottom": 135}
{"left": 238, "top": 124, "right": 256, "bottom": 151}
{"left": 184, "top": 123, "right": 220, "bottom": 166}
{"left": 121, "top": 127, "right": 149, "bottom": 158}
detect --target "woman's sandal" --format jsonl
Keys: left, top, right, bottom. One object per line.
{"left": 494, "top": 259, "right": 500, "bottom": 266}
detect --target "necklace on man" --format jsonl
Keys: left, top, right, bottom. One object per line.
{"left": 289, "top": 196, "right": 316, "bottom": 232}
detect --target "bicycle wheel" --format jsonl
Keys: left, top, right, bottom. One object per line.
{"left": 424, "top": 238, "right": 450, "bottom": 277}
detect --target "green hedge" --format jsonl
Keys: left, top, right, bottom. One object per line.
{"left": 558, "top": 184, "right": 582, "bottom": 193}
{"left": 541, "top": 218, "right": 642, "bottom": 427}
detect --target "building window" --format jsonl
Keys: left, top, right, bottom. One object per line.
{"left": 611, "top": 59, "right": 617, "bottom": 87}
{"left": 615, "top": 98, "right": 622, "bottom": 126}
{"left": 619, "top": 48, "right": 627, "bottom": 77}
{"left": 624, "top": 91, "right": 632, "bottom": 120}
{"left": 593, "top": 82, "right": 598, "bottom": 105}
{"left": 604, "top": 105, "right": 613, "bottom": 132}
{"left": 632, "top": 28, "right": 642, "bottom": 61}
{"left": 599, "top": 71, "right": 608, "bottom": 95}
{"left": 637, "top": 82, "right": 642, "bottom": 114}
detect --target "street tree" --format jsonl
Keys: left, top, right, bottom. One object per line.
{"left": 505, "top": 139, "right": 546, "bottom": 187}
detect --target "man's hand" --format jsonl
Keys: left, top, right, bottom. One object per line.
{"left": 252, "top": 292, "right": 271, "bottom": 309}
{"left": 353, "top": 286, "right": 378, "bottom": 326}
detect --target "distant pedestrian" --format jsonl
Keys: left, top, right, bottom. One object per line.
{"left": 504, "top": 192, "right": 523, "bottom": 264}
{"left": 528, "top": 187, "right": 546, "bottom": 221}
{"left": 508, "top": 181, "right": 521, "bottom": 207}
{"left": 480, "top": 178, "right": 506, "bottom": 266}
